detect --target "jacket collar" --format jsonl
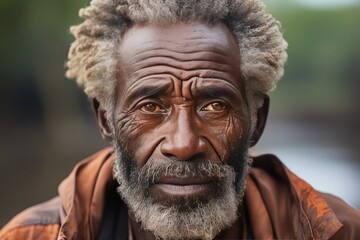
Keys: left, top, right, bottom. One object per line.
{"left": 58, "top": 148, "right": 115, "bottom": 240}
{"left": 247, "top": 154, "right": 343, "bottom": 239}
{"left": 56, "top": 148, "right": 342, "bottom": 240}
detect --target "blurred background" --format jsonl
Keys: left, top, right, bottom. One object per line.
{"left": 0, "top": 0, "right": 359, "bottom": 226}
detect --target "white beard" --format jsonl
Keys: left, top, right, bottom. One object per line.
{"left": 113, "top": 140, "right": 250, "bottom": 240}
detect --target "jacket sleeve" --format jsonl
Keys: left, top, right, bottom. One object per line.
{"left": 0, "top": 197, "right": 61, "bottom": 240}
{"left": 0, "top": 224, "right": 60, "bottom": 240}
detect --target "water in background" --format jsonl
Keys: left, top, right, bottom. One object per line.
{"left": 254, "top": 114, "right": 360, "bottom": 209}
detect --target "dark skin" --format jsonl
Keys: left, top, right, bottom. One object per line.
{"left": 94, "top": 22, "right": 269, "bottom": 240}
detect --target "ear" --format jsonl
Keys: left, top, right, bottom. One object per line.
{"left": 249, "top": 95, "right": 269, "bottom": 147}
{"left": 91, "top": 98, "right": 113, "bottom": 142}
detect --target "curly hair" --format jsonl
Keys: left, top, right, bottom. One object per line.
{"left": 66, "top": 0, "right": 287, "bottom": 121}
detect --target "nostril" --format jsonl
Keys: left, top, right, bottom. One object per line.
{"left": 162, "top": 153, "right": 177, "bottom": 160}
{"left": 187, "top": 152, "right": 207, "bottom": 162}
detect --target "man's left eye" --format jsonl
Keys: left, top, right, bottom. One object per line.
{"left": 201, "top": 101, "right": 228, "bottom": 112}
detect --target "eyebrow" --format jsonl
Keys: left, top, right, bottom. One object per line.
{"left": 125, "top": 81, "right": 172, "bottom": 105}
{"left": 195, "top": 84, "right": 242, "bottom": 101}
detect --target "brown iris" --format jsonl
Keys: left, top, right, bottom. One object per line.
{"left": 140, "top": 103, "right": 164, "bottom": 113}
{"left": 201, "top": 102, "right": 227, "bottom": 112}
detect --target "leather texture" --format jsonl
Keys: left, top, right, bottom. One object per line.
{"left": 1, "top": 148, "right": 359, "bottom": 240}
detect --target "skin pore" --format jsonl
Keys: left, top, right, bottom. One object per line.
{"left": 95, "top": 22, "right": 268, "bottom": 240}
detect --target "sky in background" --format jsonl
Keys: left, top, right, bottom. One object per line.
{"left": 296, "top": 0, "right": 360, "bottom": 8}
{"left": 265, "top": 0, "right": 360, "bottom": 8}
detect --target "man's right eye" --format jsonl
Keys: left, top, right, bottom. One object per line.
{"left": 139, "top": 103, "right": 164, "bottom": 113}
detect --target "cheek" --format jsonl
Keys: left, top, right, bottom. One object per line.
{"left": 203, "top": 113, "right": 246, "bottom": 161}
{"left": 114, "top": 112, "right": 165, "bottom": 166}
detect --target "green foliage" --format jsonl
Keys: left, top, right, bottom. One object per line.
{"left": 270, "top": 7, "right": 360, "bottom": 112}
{"left": 0, "top": 0, "right": 87, "bottom": 71}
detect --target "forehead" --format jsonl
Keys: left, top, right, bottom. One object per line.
{"left": 120, "top": 22, "right": 239, "bottom": 51}
{"left": 116, "top": 22, "right": 242, "bottom": 97}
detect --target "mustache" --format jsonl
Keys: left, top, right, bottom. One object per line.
{"left": 130, "top": 160, "right": 234, "bottom": 185}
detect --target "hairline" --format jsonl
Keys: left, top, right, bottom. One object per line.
{"left": 66, "top": 0, "right": 288, "bottom": 135}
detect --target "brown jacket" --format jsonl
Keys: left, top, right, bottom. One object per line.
{"left": 1, "top": 148, "right": 359, "bottom": 240}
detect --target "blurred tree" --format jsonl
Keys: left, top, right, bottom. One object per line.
{"left": 270, "top": 7, "right": 360, "bottom": 114}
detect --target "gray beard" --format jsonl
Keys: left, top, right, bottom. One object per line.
{"left": 112, "top": 140, "right": 251, "bottom": 240}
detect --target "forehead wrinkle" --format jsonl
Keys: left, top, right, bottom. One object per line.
{"left": 125, "top": 48, "right": 234, "bottom": 71}
{"left": 119, "top": 46, "right": 238, "bottom": 86}
{"left": 122, "top": 38, "right": 233, "bottom": 57}
{"left": 130, "top": 58, "right": 233, "bottom": 76}
{"left": 121, "top": 38, "right": 237, "bottom": 65}
{"left": 125, "top": 76, "right": 173, "bottom": 98}
{"left": 129, "top": 52, "right": 231, "bottom": 67}
{"left": 117, "top": 23, "right": 243, "bottom": 105}
{"left": 128, "top": 66, "right": 235, "bottom": 84}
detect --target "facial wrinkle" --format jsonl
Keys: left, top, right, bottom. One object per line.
{"left": 114, "top": 21, "right": 249, "bottom": 194}
{"left": 182, "top": 78, "right": 194, "bottom": 100}
{"left": 131, "top": 57, "right": 231, "bottom": 74}
{"left": 203, "top": 135, "right": 224, "bottom": 164}
{"left": 130, "top": 67, "right": 233, "bottom": 85}
{"left": 172, "top": 77, "right": 182, "bottom": 97}
{"left": 126, "top": 48, "right": 235, "bottom": 83}
{"left": 141, "top": 137, "right": 167, "bottom": 168}
{"left": 224, "top": 117, "right": 234, "bottom": 159}
{"left": 173, "top": 77, "right": 197, "bottom": 101}
{"left": 115, "top": 113, "right": 138, "bottom": 140}
{"left": 125, "top": 77, "right": 160, "bottom": 93}
{"left": 127, "top": 46, "right": 230, "bottom": 63}
{"left": 125, "top": 40, "right": 231, "bottom": 59}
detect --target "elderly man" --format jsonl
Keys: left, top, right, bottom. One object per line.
{"left": 1, "top": 0, "right": 360, "bottom": 239}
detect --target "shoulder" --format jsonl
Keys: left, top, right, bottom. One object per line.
{"left": 322, "top": 193, "right": 360, "bottom": 239}
{"left": 0, "top": 197, "right": 61, "bottom": 240}
{"left": 251, "top": 154, "right": 360, "bottom": 239}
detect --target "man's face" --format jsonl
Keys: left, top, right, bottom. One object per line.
{"left": 111, "top": 22, "right": 252, "bottom": 239}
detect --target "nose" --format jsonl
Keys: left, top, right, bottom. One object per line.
{"left": 160, "top": 109, "right": 207, "bottom": 161}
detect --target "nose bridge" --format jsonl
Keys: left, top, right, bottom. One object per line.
{"left": 161, "top": 107, "right": 206, "bottom": 160}
{"left": 174, "top": 108, "right": 195, "bottom": 145}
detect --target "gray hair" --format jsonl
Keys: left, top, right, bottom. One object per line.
{"left": 66, "top": 0, "right": 287, "bottom": 121}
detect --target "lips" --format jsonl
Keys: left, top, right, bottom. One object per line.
{"left": 155, "top": 175, "right": 214, "bottom": 185}
{"left": 151, "top": 175, "right": 217, "bottom": 204}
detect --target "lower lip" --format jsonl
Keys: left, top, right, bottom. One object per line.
{"left": 152, "top": 182, "right": 214, "bottom": 198}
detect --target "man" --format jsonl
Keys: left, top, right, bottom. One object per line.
{"left": 1, "top": 0, "right": 359, "bottom": 239}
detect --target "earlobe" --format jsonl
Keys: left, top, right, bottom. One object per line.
{"left": 91, "top": 98, "right": 113, "bottom": 142}
{"left": 249, "top": 95, "right": 269, "bottom": 147}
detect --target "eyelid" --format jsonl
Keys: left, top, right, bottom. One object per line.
{"left": 200, "top": 100, "right": 229, "bottom": 111}
{"left": 136, "top": 99, "right": 168, "bottom": 113}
